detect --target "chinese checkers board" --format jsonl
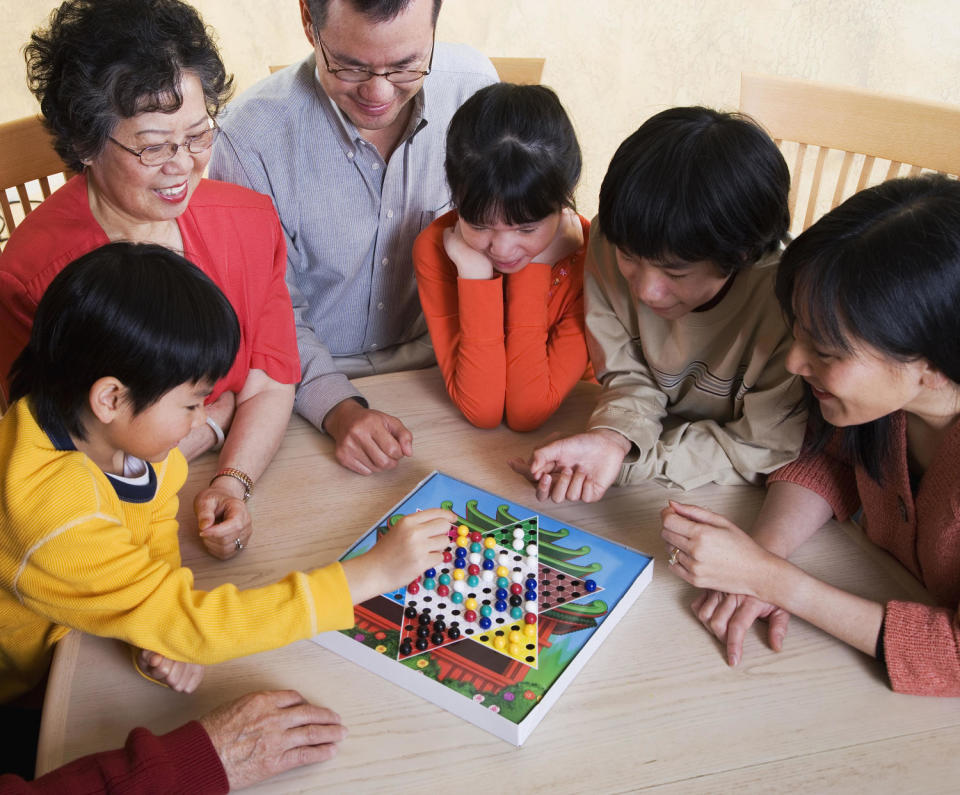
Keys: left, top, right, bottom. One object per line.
{"left": 311, "top": 471, "right": 654, "bottom": 746}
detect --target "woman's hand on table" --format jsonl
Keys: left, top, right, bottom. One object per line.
{"left": 200, "top": 690, "right": 347, "bottom": 790}
{"left": 691, "top": 589, "right": 791, "bottom": 667}
{"left": 191, "top": 370, "right": 292, "bottom": 558}
{"left": 660, "top": 500, "right": 780, "bottom": 600}
{"left": 194, "top": 481, "right": 251, "bottom": 560}
{"left": 137, "top": 649, "right": 205, "bottom": 693}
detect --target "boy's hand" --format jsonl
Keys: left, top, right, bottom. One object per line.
{"left": 510, "top": 429, "right": 630, "bottom": 503}
{"left": 195, "top": 486, "right": 252, "bottom": 559}
{"left": 323, "top": 399, "right": 413, "bottom": 475}
{"left": 341, "top": 508, "right": 456, "bottom": 604}
{"left": 444, "top": 222, "right": 495, "bottom": 280}
{"left": 531, "top": 208, "right": 583, "bottom": 266}
{"left": 137, "top": 649, "right": 205, "bottom": 693}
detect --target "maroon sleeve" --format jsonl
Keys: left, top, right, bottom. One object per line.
{"left": 882, "top": 601, "right": 960, "bottom": 696}
{"left": 0, "top": 721, "right": 228, "bottom": 795}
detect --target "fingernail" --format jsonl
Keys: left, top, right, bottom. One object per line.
{"left": 730, "top": 654, "right": 739, "bottom": 666}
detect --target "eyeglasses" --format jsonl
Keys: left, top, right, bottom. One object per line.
{"left": 316, "top": 33, "right": 434, "bottom": 84}
{"left": 108, "top": 122, "right": 219, "bottom": 166}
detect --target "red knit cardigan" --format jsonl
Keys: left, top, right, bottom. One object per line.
{"left": 769, "top": 412, "right": 960, "bottom": 696}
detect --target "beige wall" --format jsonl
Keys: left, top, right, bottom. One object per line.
{"left": 4, "top": 0, "right": 960, "bottom": 216}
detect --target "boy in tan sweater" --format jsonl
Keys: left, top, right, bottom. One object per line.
{"left": 513, "top": 107, "right": 805, "bottom": 499}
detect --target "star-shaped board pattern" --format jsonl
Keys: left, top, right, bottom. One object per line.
{"left": 387, "top": 517, "right": 601, "bottom": 669}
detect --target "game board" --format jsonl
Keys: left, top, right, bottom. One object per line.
{"left": 312, "top": 471, "right": 653, "bottom": 746}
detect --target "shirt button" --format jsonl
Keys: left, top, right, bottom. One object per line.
{"left": 377, "top": 302, "right": 384, "bottom": 310}
{"left": 346, "top": 151, "right": 354, "bottom": 159}
{"left": 370, "top": 343, "right": 379, "bottom": 350}
{"left": 371, "top": 163, "right": 379, "bottom": 170}
{"left": 381, "top": 257, "right": 389, "bottom": 266}
{"left": 387, "top": 209, "right": 394, "bottom": 219}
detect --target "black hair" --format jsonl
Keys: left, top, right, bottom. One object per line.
{"left": 307, "top": 0, "right": 442, "bottom": 28}
{"left": 444, "top": 83, "right": 581, "bottom": 226}
{"left": 25, "top": 0, "right": 233, "bottom": 173}
{"left": 598, "top": 106, "right": 790, "bottom": 275}
{"left": 9, "top": 242, "right": 240, "bottom": 441}
{"left": 776, "top": 174, "right": 960, "bottom": 482}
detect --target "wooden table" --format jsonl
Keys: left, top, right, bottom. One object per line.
{"left": 36, "top": 369, "right": 960, "bottom": 792}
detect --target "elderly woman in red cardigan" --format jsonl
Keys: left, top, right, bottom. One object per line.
{"left": 0, "top": 0, "right": 300, "bottom": 561}
{"left": 662, "top": 174, "right": 960, "bottom": 696}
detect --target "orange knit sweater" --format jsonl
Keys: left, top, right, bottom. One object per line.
{"left": 413, "top": 211, "right": 590, "bottom": 431}
{"left": 770, "top": 412, "right": 960, "bottom": 696}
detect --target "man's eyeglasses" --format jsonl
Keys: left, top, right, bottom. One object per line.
{"left": 108, "top": 122, "right": 219, "bottom": 166}
{"left": 316, "top": 33, "right": 434, "bottom": 84}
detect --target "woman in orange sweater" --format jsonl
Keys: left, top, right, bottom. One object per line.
{"left": 413, "top": 83, "right": 589, "bottom": 431}
{"left": 661, "top": 175, "right": 960, "bottom": 695}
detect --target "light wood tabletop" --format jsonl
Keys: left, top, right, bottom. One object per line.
{"left": 36, "top": 368, "right": 960, "bottom": 792}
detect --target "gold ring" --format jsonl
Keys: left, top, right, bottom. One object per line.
{"left": 668, "top": 546, "right": 680, "bottom": 566}
{"left": 235, "top": 538, "right": 244, "bottom": 551}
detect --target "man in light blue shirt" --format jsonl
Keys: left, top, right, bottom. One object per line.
{"left": 211, "top": 0, "right": 496, "bottom": 474}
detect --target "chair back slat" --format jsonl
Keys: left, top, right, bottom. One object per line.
{"left": 489, "top": 57, "right": 544, "bottom": 85}
{"left": 0, "top": 115, "right": 70, "bottom": 248}
{"left": 741, "top": 73, "right": 960, "bottom": 234}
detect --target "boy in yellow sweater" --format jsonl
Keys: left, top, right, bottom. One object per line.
{"left": 0, "top": 242, "right": 453, "bottom": 702}
{"left": 513, "top": 107, "right": 806, "bottom": 498}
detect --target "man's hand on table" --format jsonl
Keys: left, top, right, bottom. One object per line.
{"left": 200, "top": 690, "right": 347, "bottom": 790}
{"left": 323, "top": 398, "right": 413, "bottom": 475}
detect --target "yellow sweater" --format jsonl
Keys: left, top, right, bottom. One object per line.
{"left": 0, "top": 399, "right": 354, "bottom": 702}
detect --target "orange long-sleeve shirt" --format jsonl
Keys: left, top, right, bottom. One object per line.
{"left": 413, "top": 210, "right": 590, "bottom": 431}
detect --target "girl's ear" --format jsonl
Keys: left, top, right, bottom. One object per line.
{"left": 88, "top": 377, "right": 128, "bottom": 424}
{"left": 917, "top": 360, "right": 948, "bottom": 391}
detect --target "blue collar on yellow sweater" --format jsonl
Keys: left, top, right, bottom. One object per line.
{"left": 39, "top": 410, "right": 158, "bottom": 505}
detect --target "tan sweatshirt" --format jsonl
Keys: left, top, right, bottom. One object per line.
{"left": 585, "top": 226, "right": 805, "bottom": 490}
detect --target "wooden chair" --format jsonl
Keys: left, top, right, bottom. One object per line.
{"left": 0, "top": 115, "right": 69, "bottom": 412}
{"left": 269, "top": 56, "right": 544, "bottom": 84}
{"left": 490, "top": 56, "right": 544, "bottom": 85}
{"left": 0, "top": 115, "right": 70, "bottom": 248}
{"left": 740, "top": 73, "right": 960, "bottom": 235}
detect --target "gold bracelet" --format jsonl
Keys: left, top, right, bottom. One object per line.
{"left": 211, "top": 467, "right": 254, "bottom": 502}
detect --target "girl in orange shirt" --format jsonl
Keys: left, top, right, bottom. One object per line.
{"left": 413, "top": 83, "right": 589, "bottom": 431}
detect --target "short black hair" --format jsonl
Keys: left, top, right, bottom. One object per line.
{"left": 9, "top": 242, "right": 240, "bottom": 441}
{"left": 25, "top": 0, "right": 233, "bottom": 172}
{"left": 598, "top": 106, "right": 790, "bottom": 275}
{"left": 445, "top": 83, "right": 581, "bottom": 226}
{"left": 307, "top": 0, "right": 443, "bottom": 28}
{"left": 776, "top": 174, "right": 960, "bottom": 482}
